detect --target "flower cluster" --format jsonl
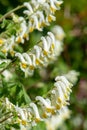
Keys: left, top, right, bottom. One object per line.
{"left": 0, "top": 76, "right": 72, "bottom": 129}
{"left": 45, "top": 106, "right": 71, "bottom": 130}
{"left": 64, "top": 70, "right": 80, "bottom": 84}
{"left": 15, "top": 25, "right": 65, "bottom": 77}
{"left": 0, "top": 0, "right": 63, "bottom": 57}
{"left": 0, "top": 1, "right": 78, "bottom": 130}
{"left": 23, "top": 0, "right": 63, "bottom": 32}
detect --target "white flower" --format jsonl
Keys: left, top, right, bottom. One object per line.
{"left": 45, "top": 106, "right": 70, "bottom": 130}
{"left": 2, "top": 70, "right": 12, "bottom": 81}
{"left": 16, "top": 17, "right": 28, "bottom": 44}
{"left": 41, "top": 32, "right": 55, "bottom": 56}
{"left": 30, "top": 103, "right": 42, "bottom": 123}
{"left": 51, "top": 76, "right": 73, "bottom": 110}
{"left": 34, "top": 45, "right": 44, "bottom": 66}
{"left": 15, "top": 53, "right": 35, "bottom": 77}
{"left": 53, "top": 82, "right": 66, "bottom": 107}
{"left": 49, "top": 0, "right": 63, "bottom": 13}
{"left": 5, "top": 98, "right": 14, "bottom": 109}
{"left": 23, "top": 2, "right": 33, "bottom": 15}
{"left": 46, "top": 14, "right": 56, "bottom": 23}
{"left": 52, "top": 25, "right": 65, "bottom": 40}
{"left": 36, "top": 96, "right": 54, "bottom": 114}
{"left": 36, "top": 11, "right": 45, "bottom": 28}
{"left": 1, "top": 36, "right": 15, "bottom": 56}
{"left": 54, "top": 40, "right": 63, "bottom": 56}
{"left": 64, "top": 70, "right": 80, "bottom": 84}
{"left": 55, "top": 76, "right": 73, "bottom": 89}
{"left": 15, "top": 106, "right": 28, "bottom": 126}
{"left": 37, "top": 0, "right": 46, "bottom": 4}
{"left": 15, "top": 31, "right": 64, "bottom": 77}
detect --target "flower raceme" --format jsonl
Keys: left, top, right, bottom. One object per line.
{"left": 0, "top": 76, "right": 72, "bottom": 129}
{"left": 0, "top": 0, "right": 63, "bottom": 57}
{"left": 23, "top": 0, "right": 63, "bottom": 32}
{"left": 15, "top": 30, "right": 64, "bottom": 77}
{"left": 46, "top": 106, "right": 71, "bottom": 130}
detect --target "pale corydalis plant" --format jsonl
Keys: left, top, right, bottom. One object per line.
{"left": 0, "top": 76, "right": 72, "bottom": 129}
{"left": 0, "top": 0, "right": 63, "bottom": 57}
{"left": 0, "top": 0, "right": 78, "bottom": 130}
{"left": 15, "top": 28, "right": 65, "bottom": 77}
{"left": 45, "top": 106, "right": 71, "bottom": 130}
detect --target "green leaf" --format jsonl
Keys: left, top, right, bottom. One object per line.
{"left": 22, "top": 86, "right": 31, "bottom": 104}
{"left": 31, "top": 121, "right": 46, "bottom": 130}
{"left": 0, "top": 62, "right": 7, "bottom": 68}
{"left": 1, "top": 19, "right": 8, "bottom": 28}
{"left": 0, "top": 52, "right": 6, "bottom": 59}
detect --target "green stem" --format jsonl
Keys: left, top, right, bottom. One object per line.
{"left": 0, "top": 58, "right": 17, "bottom": 74}
{"left": 0, "top": 113, "right": 13, "bottom": 123}
{"left": 0, "top": 5, "right": 24, "bottom": 22}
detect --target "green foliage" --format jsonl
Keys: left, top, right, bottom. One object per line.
{"left": 0, "top": 0, "right": 87, "bottom": 130}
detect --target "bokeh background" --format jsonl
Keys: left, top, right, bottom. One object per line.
{"left": 0, "top": 0, "right": 87, "bottom": 130}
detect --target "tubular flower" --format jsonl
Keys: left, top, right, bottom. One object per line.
{"left": 36, "top": 96, "right": 55, "bottom": 116}
{"left": 64, "top": 70, "right": 80, "bottom": 84}
{"left": 23, "top": 0, "right": 63, "bottom": 31}
{"left": 1, "top": 36, "right": 15, "bottom": 56}
{"left": 15, "top": 53, "right": 35, "bottom": 77}
{"left": 45, "top": 106, "right": 71, "bottom": 130}
{"left": 15, "top": 31, "right": 64, "bottom": 77}
{"left": 0, "top": 0, "right": 62, "bottom": 57}
{"left": 30, "top": 103, "right": 42, "bottom": 125}
{"left": 16, "top": 17, "right": 29, "bottom": 44}
{"left": 52, "top": 25, "right": 65, "bottom": 41}
{"left": 51, "top": 76, "right": 73, "bottom": 110}
{"left": 0, "top": 75, "right": 73, "bottom": 129}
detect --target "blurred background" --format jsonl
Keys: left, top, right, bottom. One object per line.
{"left": 0, "top": 0, "right": 87, "bottom": 130}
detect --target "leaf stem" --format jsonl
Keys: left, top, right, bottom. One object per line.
{"left": 0, "top": 5, "right": 24, "bottom": 22}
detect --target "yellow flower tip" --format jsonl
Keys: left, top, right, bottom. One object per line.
{"left": 64, "top": 94, "right": 68, "bottom": 99}
{"left": 66, "top": 87, "right": 72, "bottom": 92}
{"left": 36, "top": 59, "right": 40, "bottom": 65}
{"left": 21, "top": 63, "right": 27, "bottom": 68}
{"left": 21, "top": 120, "right": 27, "bottom": 126}
{"left": 46, "top": 107, "right": 52, "bottom": 113}
{"left": 35, "top": 118, "right": 41, "bottom": 123}
{"left": 17, "top": 37, "right": 22, "bottom": 43}
{"left": 56, "top": 1, "right": 63, "bottom": 6}
{"left": 57, "top": 97, "right": 62, "bottom": 103}
{"left": 41, "top": 22, "right": 46, "bottom": 27}
{"left": 52, "top": 43, "right": 55, "bottom": 49}
{"left": 43, "top": 50, "right": 48, "bottom": 56}
{"left": 56, "top": 104, "right": 61, "bottom": 110}
{"left": 47, "top": 108, "right": 55, "bottom": 115}
{"left": 2, "top": 49, "right": 7, "bottom": 54}
{"left": 29, "top": 27, "right": 34, "bottom": 33}
{"left": 42, "top": 112, "right": 48, "bottom": 118}
{"left": 50, "top": 7, "right": 56, "bottom": 13}
{"left": 36, "top": 59, "right": 43, "bottom": 66}
{"left": 29, "top": 65, "right": 34, "bottom": 70}
{"left": 63, "top": 102, "right": 67, "bottom": 106}
{"left": 50, "top": 43, "right": 55, "bottom": 52}
{"left": 23, "top": 33, "right": 28, "bottom": 39}
{"left": 0, "top": 39, "right": 4, "bottom": 44}
{"left": 48, "top": 15, "right": 53, "bottom": 22}
{"left": 58, "top": 34, "right": 65, "bottom": 41}
{"left": 10, "top": 51, "right": 15, "bottom": 56}
{"left": 38, "top": 23, "right": 41, "bottom": 28}
{"left": 17, "top": 118, "right": 21, "bottom": 123}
